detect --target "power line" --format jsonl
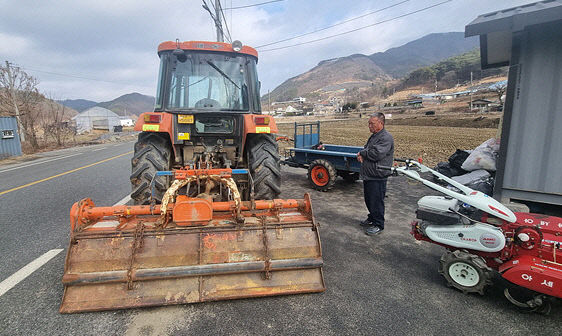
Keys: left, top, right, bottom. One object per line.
{"left": 256, "top": 0, "right": 410, "bottom": 49}
{"left": 259, "top": 0, "right": 453, "bottom": 52}
{"left": 17, "top": 65, "right": 153, "bottom": 88}
{"left": 223, "top": 0, "right": 284, "bottom": 10}
{"left": 203, "top": 0, "right": 228, "bottom": 42}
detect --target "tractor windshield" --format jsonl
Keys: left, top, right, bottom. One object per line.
{"left": 166, "top": 53, "right": 250, "bottom": 111}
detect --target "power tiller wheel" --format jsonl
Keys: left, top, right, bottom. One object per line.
{"left": 308, "top": 159, "right": 337, "bottom": 191}
{"left": 130, "top": 133, "right": 172, "bottom": 205}
{"left": 439, "top": 250, "right": 493, "bottom": 295}
{"left": 247, "top": 134, "right": 281, "bottom": 200}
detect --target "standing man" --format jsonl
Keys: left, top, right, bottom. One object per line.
{"left": 357, "top": 113, "right": 394, "bottom": 235}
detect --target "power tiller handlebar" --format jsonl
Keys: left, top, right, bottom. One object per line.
{"left": 376, "top": 158, "right": 417, "bottom": 175}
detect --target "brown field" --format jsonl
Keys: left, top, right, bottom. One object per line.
{"left": 277, "top": 118, "right": 498, "bottom": 167}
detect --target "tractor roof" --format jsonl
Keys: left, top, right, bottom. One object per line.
{"left": 158, "top": 41, "right": 258, "bottom": 59}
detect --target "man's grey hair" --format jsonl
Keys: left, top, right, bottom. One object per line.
{"left": 369, "top": 112, "right": 385, "bottom": 124}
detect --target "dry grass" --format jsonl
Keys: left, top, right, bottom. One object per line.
{"left": 277, "top": 118, "right": 497, "bottom": 167}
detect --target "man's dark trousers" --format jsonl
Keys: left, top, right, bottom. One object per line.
{"left": 363, "top": 179, "right": 387, "bottom": 229}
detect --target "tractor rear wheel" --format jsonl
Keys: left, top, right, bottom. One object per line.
{"left": 130, "top": 132, "right": 172, "bottom": 205}
{"left": 439, "top": 250, "right": 493, "bottom": 295}
{"left": 308, "top": 159, "right": 337, "bottom": 191}
{"left": 247, "top": 134, "right": 281, "bottom": 200}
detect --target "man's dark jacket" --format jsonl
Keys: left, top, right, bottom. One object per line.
{"left": 359, "top": 128, "right": 394, "bottom": 180}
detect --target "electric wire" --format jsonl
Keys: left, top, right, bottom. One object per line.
{"left": 259, "top": 0, "right": 453, "bottom": 52}
{"left": 223, "top": 0, "right": 284, "bottom": 10}
{"left": 255, "top": 0, "right": 410, "bottom": 49}
{"left": 16, "top": 64, "right": 152, "bottom": 88}
{"left": 203, "top": 0, "right": 230, "bottom": 42}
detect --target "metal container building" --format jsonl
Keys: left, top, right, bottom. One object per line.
{"left": 465, "top": 0, "right": 562, "bottom": 207}
{"left": 0, "top": 117, "right": 22, "bottom": 159}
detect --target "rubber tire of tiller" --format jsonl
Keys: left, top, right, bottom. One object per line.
{"left": 307, "top": 159, "right": 337, "bottom": 191}
{"left": 130, "top": 132, "right": 172, "bottom": 205}
{"left": 247, "top": 134, "right": 282, "bottom": 200}
{"left": 438, "top": 250, "right": 493, "bottom": 295}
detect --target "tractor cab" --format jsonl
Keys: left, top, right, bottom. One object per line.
{"left": 155, "top": 40, "right": 261, "bottom": 114}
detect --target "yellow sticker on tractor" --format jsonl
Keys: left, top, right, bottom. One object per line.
{"left": 142, "top": 124, "right": 160, "bottom": 132}
{"left": 255, "top": 126, "right": 271, "bottom": 133}
{"left": 178, "top": 115, "right": 194, "bottom": 124}
{"left": 178, "top": 132, "right": 190, "bottom": 140}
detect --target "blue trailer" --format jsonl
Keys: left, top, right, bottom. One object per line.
{"left": 282, "top": 121, "right": 362, "bottom": 191}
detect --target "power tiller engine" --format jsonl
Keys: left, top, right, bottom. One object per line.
{"left": 389, "top": 159, "right": 562, "bottom": 313}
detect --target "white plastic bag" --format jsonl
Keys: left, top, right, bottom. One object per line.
{"left": 461, "top": 138, "right": 500, "bottom": 171}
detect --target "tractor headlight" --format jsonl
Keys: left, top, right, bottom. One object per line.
{"left": 232, "top": 40, "right": 243, "bottom": 52}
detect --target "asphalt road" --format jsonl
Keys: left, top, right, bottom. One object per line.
{"left": 0, "top": 143, "right": 560, "bottom": 336}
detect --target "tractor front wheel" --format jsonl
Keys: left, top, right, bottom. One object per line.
{"left": 308, "top": 159, "right": 337, "bottom": 191}
{"left": 247, "top": 134, "right": 282, "bottom": 200}
{"left": 130, "top": 132, "right": 172, "bottom": 205}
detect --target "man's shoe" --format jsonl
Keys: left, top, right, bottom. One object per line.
{"left": 365, "top": 226, "right": 383, "bottom": 236}
{"left": 360, "top": 219, "right": 373, "bottom": 227}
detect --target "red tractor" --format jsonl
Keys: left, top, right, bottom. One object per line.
{"left": 132, "top": 40, "right": 281, "bottom": 204}
{"left": 59, "top": 41, "right": 325, "bottom": 313}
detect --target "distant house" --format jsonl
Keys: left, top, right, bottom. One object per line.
{"left": 72, "top": 107, "right": 121, "bottom": 133}
{"left": 119, "top": 117, "right": 134, "bottom": 127}
{"left": 469, "top": 99, "right": 494, "bottom": 111}
{"left": 407, "top": 99, "right": 423, "bottom": 108}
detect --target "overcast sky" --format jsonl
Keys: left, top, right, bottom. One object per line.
{"left": 0, "top": 0, "right": 534, "bottom": 102}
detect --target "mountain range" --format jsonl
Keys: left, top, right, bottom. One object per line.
{"left": 266, "top": 32, "right": 478, "bottom": 102}
{"left": 59, "top": 93, "right": 155, "bottom": 117}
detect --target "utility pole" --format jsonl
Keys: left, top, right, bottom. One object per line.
{"left": 4, "top": 61, "right": 25, "bottom": 142}
{"left": 202, "top": 1, "right": 224, "bottom": 42}
{"left": 268, "top": 89, "right": 271, "bottom": 113}
{"left": 214, "top": 0, "right": 224, "bottom": 42}
{"left": 469, "top": 71, "right": 472, "bottom": 112}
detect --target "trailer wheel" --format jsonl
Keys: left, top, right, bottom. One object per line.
{"left": 130, "top": 132, "right": 172, "bottom": 205}
{"left": 308, "top": 159, "right": 337, "bottom": 191}
{"left": 247, "top": 134, "right": 281, "bottom": 200}
{"left": 439, "top": 250, "right": 493, "bottom": 295}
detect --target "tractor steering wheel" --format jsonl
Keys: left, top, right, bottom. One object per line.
{"left": 195, "top": 98, "right": 221, "bottom": 109}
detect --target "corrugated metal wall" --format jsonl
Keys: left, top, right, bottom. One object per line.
{"left": 500, "top": 23, "right": 562, "bottom": 205}
{"left": 0, "top": 117, "right": 22, "bottom": 158}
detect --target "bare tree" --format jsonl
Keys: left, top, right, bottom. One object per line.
{"left": 41, "top": 95, "right": 75, "bottom": 146}
{"left": 0, "top": 61, "right": 42, "bottom": 149}
{"left": 494, "top": 82, "right": 507, "bottom": 105}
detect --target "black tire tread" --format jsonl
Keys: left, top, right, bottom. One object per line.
{"left": 438, "top": 249, "right": 493, "bottom": 295}
{"left": 247, "top": 134, "right": 281, "bottom": 200}
{"left": 130, "top": 133, "right": 172, "bottom": 205}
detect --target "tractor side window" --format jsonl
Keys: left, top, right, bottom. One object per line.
{"left": 154, "top": 54, "right": 167, "bottom": 109}
{"left": 248, "top": 59, "right": 261, "bottom": 112}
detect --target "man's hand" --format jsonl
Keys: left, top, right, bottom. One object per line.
{"left": 357, "top": 152, "right": 363, "bottom": 163}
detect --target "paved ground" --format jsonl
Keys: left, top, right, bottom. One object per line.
{"left": 0, "top": 143, "right": 560, "bottom": 335}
